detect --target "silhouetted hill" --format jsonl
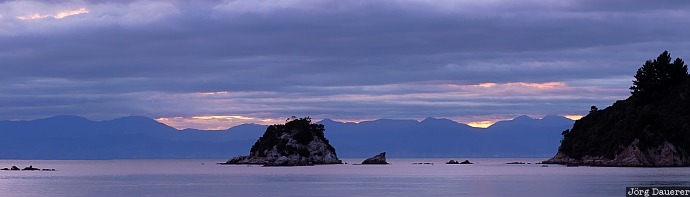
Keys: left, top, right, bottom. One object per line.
{"left": 546, "top": 51, "right": 690, "bottom": 166}
{"left": 0, "top": 115, "right": 573, "bottom": 159}
{"left": 3, "top": 115, "right": 98, "bottom": 138}
{"left": 0, "top": 116, "right": 264, "bottom": 159}
{"left": 319, "top": 115, "right": 572, "bottom": 157}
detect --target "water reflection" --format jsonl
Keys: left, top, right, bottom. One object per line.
{"left": 0, "top": 158, "right": 688, "bottom": 197}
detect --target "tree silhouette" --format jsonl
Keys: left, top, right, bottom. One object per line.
{"left": 630, "top": 51, "right": 688, "bottom": 102}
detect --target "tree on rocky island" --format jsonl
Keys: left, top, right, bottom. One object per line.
{"left": 630, "top": 51, "right": 688, "bottom": 102}
{"left": 225, "top": 116, "right": 342, "bottom": 166}
{"left": 249, "top": 116, "right": 334, "bottom": 156}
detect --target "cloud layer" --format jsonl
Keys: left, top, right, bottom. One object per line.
{"left": 2, "top": 0, "right": 689, "bottom": 129}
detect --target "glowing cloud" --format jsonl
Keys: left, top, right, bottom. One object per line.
{"left": 197, "top": 91, "right": 230, "bottom": 96}
{"left": 16, "top": 13, "right": 43, "bottom": 20}
{"left": 506, "top": 82, "right": 566, "bottom": 89}
{"left": 476, "top": 83, "right": 497, "bottom": 88}
{"left": 454, "top": 81, "right": 567, "bottom": 90}
{"left": 17, "top": 7, "right": 89, "bottom": 20}
{"left": 55, "top": 8, "right": 89, "bottom": 19}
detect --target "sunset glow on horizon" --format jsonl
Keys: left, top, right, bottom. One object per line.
{"left": 156, "top": 115, "right": 281, "bottom": 130}
{"left": 467, "top": 121, "right": 494, "bottom": 128}
{"left": 564, "top": 115, "right": 584, "bottom": 120}
{"left": 192, "top": 115, "right": 254, "bottom": 120}
{"left": 154, "top": 115, "right": 562, "bottom": 130}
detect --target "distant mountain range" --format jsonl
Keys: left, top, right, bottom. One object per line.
{"left": 0, "top": 115, "right": 573, "bottom": 159}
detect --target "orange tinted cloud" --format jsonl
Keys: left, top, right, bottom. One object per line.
{"left": 506, "top": 82, "right": 565, "bottom": 89}
{"left": 476, "top": 83, "right": 497, "bottom": 88}
{"left": 451, "top": 81, "right": 567, "bottom": 90}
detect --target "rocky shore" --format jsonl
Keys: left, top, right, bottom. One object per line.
{"left": 544, "top": 139, "right": 690, "bottom": 166}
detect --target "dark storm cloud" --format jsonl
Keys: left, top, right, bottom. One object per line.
{"left": 1, "top": 0, "right": 689, "bottom": 127}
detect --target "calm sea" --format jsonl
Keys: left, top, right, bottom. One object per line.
{"left": 1, "top": 158, "right": 688, "bottom": 196}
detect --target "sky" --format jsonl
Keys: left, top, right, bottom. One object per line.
{"left": 1, "top": 0, "right": 690, "bottom": 130}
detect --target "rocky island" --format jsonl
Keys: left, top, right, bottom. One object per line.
{"left": 224, "top": 117, "right": 343, "bottom": 166}
{"left": 361, "top": 152, "right": 388, "bottom": 164}
{"left": 544, "top": 51, "right": 690, "bottom": 167}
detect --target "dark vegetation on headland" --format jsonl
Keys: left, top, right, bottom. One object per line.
{"left": 550, "top": 51, "right": 690, "bottom": 166}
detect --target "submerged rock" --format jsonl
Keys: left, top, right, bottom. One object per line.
{"left": 10, "top": 166, "right": 20, "bottom": 171}
{"left": 224, "top": 117, "right": 342, "bottom": 166}
{"left": 362, "top": 152, "right": 388, "bottom": 164}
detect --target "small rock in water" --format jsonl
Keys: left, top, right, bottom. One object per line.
{"left": 459, "top": 160, "right": 473, "bottom": 164}
{"left": 361, "top": 152, "right": 388, "bottom": 164}
{"left": 22, "top": 165, "right": 40, "bottom": 171}
{"left": 446, "top": 160, "right": 460, "bottom": 164}
{"left": 448, "top": 160, "right": 473, "bottom": 164}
